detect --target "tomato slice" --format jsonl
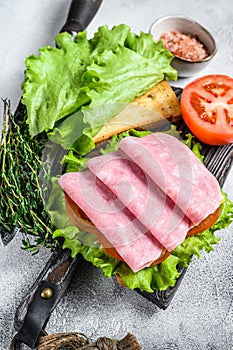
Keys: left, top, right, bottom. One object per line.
{"left": 180, "top": 75, "right": 233, "bottom": 145}
{"left": 64, "top": 193, "right": 124, "bottom": 261}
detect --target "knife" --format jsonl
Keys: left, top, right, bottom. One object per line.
{"left": 7, "top": 0, "right": 103, "bottom": 348}
{"left": 10, "top": 250, "right": 84, "bottom": 349}
{"left": 61, "top": 0, "right": 103, "bottom": 38}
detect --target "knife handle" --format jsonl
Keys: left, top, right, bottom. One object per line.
{"left": 60, "top": 0, "right": 103, "bottom": 35}
{"left": 13, "top": 249, "right": 84, "bottom": 349}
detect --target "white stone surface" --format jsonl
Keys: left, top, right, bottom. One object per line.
{"left": 0, "top": 0, "right": 233, "bottom": 349}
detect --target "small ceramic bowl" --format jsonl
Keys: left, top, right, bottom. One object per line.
{"left": 149, "top": 15, "right": 217, "bottom": 78}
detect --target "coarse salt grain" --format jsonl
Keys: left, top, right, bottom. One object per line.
{"left": 160, "top": 30, "right": 208, "bottom": 61}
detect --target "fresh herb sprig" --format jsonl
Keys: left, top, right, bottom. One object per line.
{"left": 0, "top": 100, "right": 58, "bottom": 253}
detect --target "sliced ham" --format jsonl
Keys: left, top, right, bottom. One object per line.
{"left": 119, "top": 133, "right": 222, "bottom": 225}
{"left": 88, "top": 150, "right": 190, "bottom": 251}
{"left": 59, "top": 170, "right": 164, "bottom": 272}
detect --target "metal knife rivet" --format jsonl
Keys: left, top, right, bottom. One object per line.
{"left": 40, "top": 287, "right": 53, "bottom": 299}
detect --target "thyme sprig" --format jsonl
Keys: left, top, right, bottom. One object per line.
{"left": 0, "top": 100, "right": 58, "bottom": 253}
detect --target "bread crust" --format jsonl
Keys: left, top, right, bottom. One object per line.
{"left": 93, "top": 81, "right": 180, "bottom": 144}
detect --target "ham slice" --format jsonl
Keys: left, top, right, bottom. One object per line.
{"left": 88, "top": 150, "right": 190, "bottom": 251}
{"left": 119, "top": 133, "right": 222, "bottom": 225}
{"left": 59, "top": 170, "right": 164, "bottom": 272}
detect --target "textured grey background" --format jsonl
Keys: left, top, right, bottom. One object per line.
{"left": 0, "top": 1, "right": 233, "bottom": 349}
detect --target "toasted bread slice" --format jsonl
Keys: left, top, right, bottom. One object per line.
{"left": 93, "top": 80, "right": 180, "bottom": 144}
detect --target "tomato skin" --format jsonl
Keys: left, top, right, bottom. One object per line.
{"left": 64, "top": 192, "right": 125, "bottom": 261}
{"left": 93, "top": 230, "right": 124, "bottom": 261}
{"left": 180, "top": 75, "right": 233, "bottom": 145}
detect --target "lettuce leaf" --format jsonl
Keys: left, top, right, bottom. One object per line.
{"left": 22, "top": 32, "right": 91, "bottom": 136}
{"left": 116, "top": 254, "right": 180, "bottom": 292}
{"left": 22, "top": 24, "right": 177, "bottom": 141}
{"left": 61, "top": 150, "right": 89, "bottom": 173}
{"left": 99, "top": 128, "right": 152, "bottom": 154}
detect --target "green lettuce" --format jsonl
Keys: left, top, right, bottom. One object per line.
{"left": 21, "top": 31, "right": 91, "bottom": 136}
{"left": 48, "top": 131, "right": 233, "bottom": 292}
{"left": 22, "top": 24, "right": 177, "bottom": 150}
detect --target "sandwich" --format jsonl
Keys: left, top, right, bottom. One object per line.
{"left": 58, "top": 132, "right": 223, "bottom": 278}
{"left": 20, "top": 24, "right": 233, "bottom": 292}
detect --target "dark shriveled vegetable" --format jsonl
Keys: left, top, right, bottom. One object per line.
{"left": 36, "top": 331, "right": 142, "bottom": 350}
{"left": 0, "top": 100, "right": 57, "bottom": 253}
